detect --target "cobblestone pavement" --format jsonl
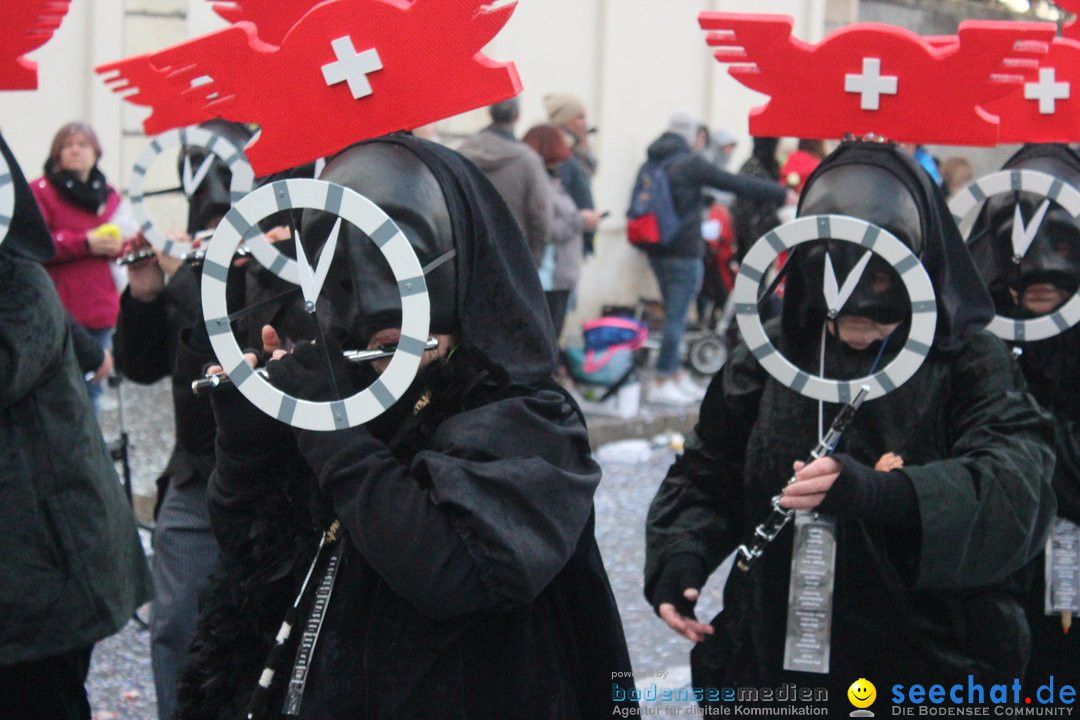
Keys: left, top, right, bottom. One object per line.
{"left": 88, "top": 377, "right": 701, "bottom": 718}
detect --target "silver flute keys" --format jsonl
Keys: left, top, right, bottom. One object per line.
{"left": 735, "top": 384, "right": 870, "bottom": 572}
{"left": 114, "top": 230, "right": 231, "bottom": 266}
{"left": 190, "top": 338, "right": 441, "bottom": 396}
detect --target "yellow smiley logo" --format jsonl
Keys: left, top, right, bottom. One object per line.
{"left": 848, "top": 678, "right": 876, "bottom": 709}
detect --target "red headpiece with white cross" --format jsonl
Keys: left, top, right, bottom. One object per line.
{"left": 208, "top": 0, "right": 325, "bottom": 45}
{"left": 976, "top": 0, "right": 1080, "bottom": 143}
{"left": 0, "top": 0, "right": 73, "bottom": 90}
{"left": 95, "top": 1, "right": 322, "bottom": 135}
{"left": 96, "top": 0, "right": 521, "bottom": 176}
{"left": 700, "top": 13, "right": 1057, "bottom": 145}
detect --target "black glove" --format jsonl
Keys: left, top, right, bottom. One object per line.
{"left": 818, "top": 453, "right": 919, "bottom": 530}
{"left": 265, "top": 337, "right": 357, "bottom": 402}
{"left": 209, "top": 379, "right": 292, "bottom": 457}
{"left": 651, "top": 553, "right": 707, "bottom": 619}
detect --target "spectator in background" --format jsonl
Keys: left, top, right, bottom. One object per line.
{"left": 545, "top": 92, "right": 598, "bottom": 178}
{"left": 900, "top": 142, "right": 943, "bottom": 186}
{"left": 458, "top": 98, "right": 553, "bottom": 265}
{"left": 732, "top": 136, "right": 783, "bottom": 262}
{"left": 31, "top": 122, "right": 136, "bottom": 415}
{"left": 0, "top": 131, "right": 153, "bottom": 720}
{"left": 709, "top": 128, "right": 738, "bottom": 170}
{"left": 781, "top": 138, "right": 826, "bottom": 194}
{"left": 522, "top": 124, "right": 603, "bottom": 342}
{"left": 545, "top": 92, "right": 599, "bottom": 254}
{"left": 638, "top": 113, "right": 791, "bottom": 407}
{"left": 940, "top": 155, "right": 974, "bottom": 199}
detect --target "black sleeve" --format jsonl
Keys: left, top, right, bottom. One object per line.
{"left": 902, "top": 332, "right": 1058, "bottom": 590}
{"left": 644, "top": 338, "right": 766, "bottom": 604}
{"left": 0, "top": 258, "right": 66, "bottom": 409}
{"left": 67, "top": 314, "right": 104, "bottom": 374}
{"left": 114, "top": 287, "right": 171, "bottom": 384}
{"left": 688, "top": 155, "right": 787, "bottom": 205}
{"left": 293, "top": 389, "right": 600, "bottom": 619}
{"left": 1046, "top": 410, "right": 1080, "bottom": 524}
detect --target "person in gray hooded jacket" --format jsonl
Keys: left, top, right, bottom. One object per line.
{"left": 458, "top": 97, "right": 553, "bottom": 265}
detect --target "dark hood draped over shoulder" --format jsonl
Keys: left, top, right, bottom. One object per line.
{"left": 368, "top": 133, "right": 557, "bottom": 383}
{"left": 783, "top": 141, "right": 993, "bottom": 356}
{"left": 1, "top": 133, "right": 54, "bottom": 263}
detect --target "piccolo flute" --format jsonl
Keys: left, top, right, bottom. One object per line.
{"left": 735, "top": 384, "right": 870, "bottom": 572}
{"left": 114, "top": 230, "right": 233, "bottom": 266}
{"left": 191, "top": 338, "right": 440, "bottom": 396}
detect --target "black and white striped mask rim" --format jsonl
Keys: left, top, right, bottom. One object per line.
{"left": 732, "top": 214, "right": 937, "bottom": 403}
{"left": 949, "top": 169, "right": 1080, "bottom": 342}
{"left": 201, "top": 178, "right": 431, "bottom": 431}
{"left": 0, "top": 150, "right": 13, "bottom": 247}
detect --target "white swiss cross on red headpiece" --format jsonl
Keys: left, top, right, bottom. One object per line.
{"left": 700, "top": 13, "right": 1058, "bottom": 146}
{"left": 97, "top": 0, "right": 522, "bottom": 176}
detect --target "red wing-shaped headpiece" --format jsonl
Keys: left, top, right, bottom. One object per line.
{"left": 985, "top": 35, "right": 1080, "bottom": 143}
{"left": 154, "top": 0, "right": 521, "bottom": 175}
{"left": 1055, "top": 0, "right": 1080, "bottom": 43}
{"left": 96, "top": 54, "right": 217, "bottom": 135}
{"left": 0, "top": 0, "right": 72, "bottom": 90}
{"left": 208, "top": 0, "right": 324, "bottom": 45}
{"left": 700, "top": 13, "right": 1054, "bottom": 145}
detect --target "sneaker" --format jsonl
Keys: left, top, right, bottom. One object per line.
{"left": 646, "top": 379, "right": 697, "bottom": 407}
{"left": 675, "top": 373, "right": 707, "bottom": 400}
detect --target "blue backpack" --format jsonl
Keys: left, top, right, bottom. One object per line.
{"left": 626, "top": 153, "right": 683, "bottom": 247}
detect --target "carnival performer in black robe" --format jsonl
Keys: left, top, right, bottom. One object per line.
{"left": 645, "top": 141, "right": 1057, "bottom": 712}
{"left": 0, "top": 132, "right": 152, "bottom": 720}
{"left": 176, "top": 133, "right": 634, "bottom": 719}
{"left": 966, "top": 143, "right": 1080, "bottom": 690}
{"left": 114, "top": 120, "right": 308, "bottom": 720}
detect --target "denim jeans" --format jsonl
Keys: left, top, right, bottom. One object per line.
{"left": 648, "top": 255, "right": 704, "bottom": 376}
{"left": 85, "top": 326, "right": 113, "bottom": 417}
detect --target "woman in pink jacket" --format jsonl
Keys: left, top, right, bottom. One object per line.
{"left": 31, "top": 122, "right": 132, "bottom": 414}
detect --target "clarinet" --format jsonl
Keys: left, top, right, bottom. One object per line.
{"left": 735, "top": 384, "right": 870, "bottom": 572}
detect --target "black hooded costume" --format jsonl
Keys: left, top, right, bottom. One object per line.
{"left": 112, "top": 120, "right": 314, "bottom": 720}
{"left": 967, "top": 143, "right": 1080, "bottom": 688}
{"left": 176, "top": 134, "right": 633, "bottom": 719}
{"left": 645, "top": 142, "right": 1057, "bottom": 711}
{"left": 0, "top": 132, "right": 152, "bottom": 714}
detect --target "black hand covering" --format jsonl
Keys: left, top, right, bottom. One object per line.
{"left": 209, "top": 378, "right": 292, "bottom": 458}
{"left": 651, "top": 552, "right": 707, "bottom": 619}
{"left": 264, "top": 338, "right": 357, "bottom": 402}
{"left": 1, "top": 133, "right": 55, "bottom": 263}
{"left": 818, "top": 452, "right": 919, "bottom": 530}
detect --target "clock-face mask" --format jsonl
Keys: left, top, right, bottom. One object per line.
{"left": 970, "top": 147, "right": 1080, "bottom": 317}
{"left": 300, "top": 141, "right": 457, "bottom": 350}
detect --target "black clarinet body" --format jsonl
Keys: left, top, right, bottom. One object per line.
{"left": 735, "top": 384, "right": 870, "bottom": 572}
